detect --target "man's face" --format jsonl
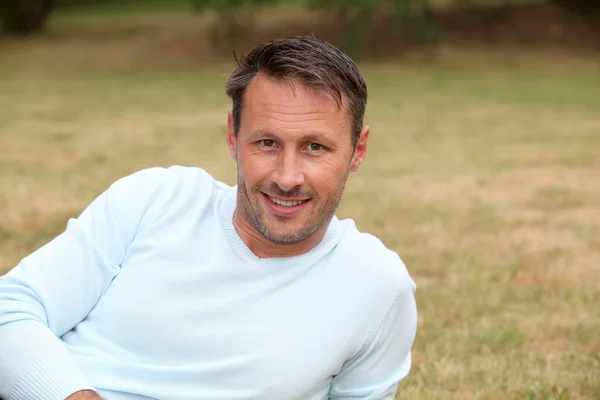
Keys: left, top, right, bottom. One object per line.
{"left": 227, "top": 74, "right": 369, "bottom": 244}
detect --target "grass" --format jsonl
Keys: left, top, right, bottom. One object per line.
{"left": 1, "top": 7, "right": 600, "bottom": 400}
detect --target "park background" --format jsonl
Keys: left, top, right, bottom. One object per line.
{"left": 1, "top": 0, "right": 599, "bottom": 398}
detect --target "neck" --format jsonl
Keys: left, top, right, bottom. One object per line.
{"left": 232, "top": 206, "right": 329, "bottom": 259}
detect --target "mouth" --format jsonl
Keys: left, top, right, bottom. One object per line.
{"left": 262, "top": 193, "right": 311, "bottom": 216}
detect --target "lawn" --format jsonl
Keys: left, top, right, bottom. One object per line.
{"left": 1, "top": 5, "right": 599, "bottom": 400}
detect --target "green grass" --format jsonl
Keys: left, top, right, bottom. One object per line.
{"left": 1, "top": 11, "right": 599, "bottom": 400}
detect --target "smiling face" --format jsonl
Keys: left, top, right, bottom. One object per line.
{"left": 227, "top": 73, "right": 369, "bottom": 250}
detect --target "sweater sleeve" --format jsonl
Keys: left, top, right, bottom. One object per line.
{"left": 328, "top": 283, "right": 418, "bottom": 400}
{"left": 0, "top": 167, "right": 167, "bottom": 400}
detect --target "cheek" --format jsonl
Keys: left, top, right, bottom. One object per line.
{"left": 305, "top": 161, "right": 346, "bottom": 193}
{"left": 240, "top": 154, "right": 273, "bottom": 184}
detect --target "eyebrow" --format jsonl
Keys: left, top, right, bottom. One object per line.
{"left": 246, "top": 129, "right": 278, "bottom": 140}
{"left": 247, "top": 129, "right": 338, "bottom": 146}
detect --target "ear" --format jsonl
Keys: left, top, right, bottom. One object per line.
{"left": 350, "top": 125, "right": 370, "bottom": 172}
{"left": 226, "top": 111, "right": 237, "bottom": 160}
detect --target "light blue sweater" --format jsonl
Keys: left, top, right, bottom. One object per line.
{"left": 0, "top": 166, "right": 417, "bottom": 400}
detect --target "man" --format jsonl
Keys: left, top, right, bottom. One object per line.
{"left": 0, "top": 35, "right": 417, "bottom": 400}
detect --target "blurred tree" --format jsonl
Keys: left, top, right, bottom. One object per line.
{"left": 0, "top": 0, "right": 54, "bottom": 35}
{"left": 191, "top": 0, "right": 444, "bottom": 55}
{"left": 551, "top": 0, "right": 600, "bottom": 16}
{"left": 306, "top": 0, "right": 444, "bottom": 55}
{"left": 190, "top": 0, "right": 279, "bottom": 47}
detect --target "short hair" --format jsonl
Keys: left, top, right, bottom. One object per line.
{"left": 225, "top": 35, "right": 368, "bottom": 147}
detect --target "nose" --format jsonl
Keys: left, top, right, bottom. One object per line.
{"left": 272, "top": 149, "right": 305, "bottom": 192}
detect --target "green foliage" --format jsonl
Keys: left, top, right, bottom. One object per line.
{"left": 191, "top": 0, "right": 278, "bottom": 13}
{"left": 306, "top": 0, "right": 375, "bottom": 55}
{"left": 305, "top": 0, "right": 444, "bottom": 56}
{"left": 190, "top": 0, "right": 444, "bottom": 56}
{"left": 190, "top": 0, "right": 279, "bottom": 47}
{"left": 0, "top": 0, "right": 54, "bottom": 35}
{"left": 53, "top": 0, "right": 192, "bottom": 18}
{"left": 552, "top": 0, "right": 600, "bottom": 17}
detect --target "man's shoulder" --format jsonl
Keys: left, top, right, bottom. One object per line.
{"left": 104, "top": 165, "right": 230, "bottom": 223}
{"left": 334, "top": 218, "right": 416, "bottom": 295}
{"left": 113, "top": 165, "right": 223, "bottom": 188}
{"left": 110, "top": 165, "right": 229, "bottom": 200}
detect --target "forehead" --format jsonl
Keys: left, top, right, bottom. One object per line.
{"left": 240, "top": 74, "right": 351, "bottom": 137}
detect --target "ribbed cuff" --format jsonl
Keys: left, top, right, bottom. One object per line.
{"left": 11, "top": 347, "right": 93, "bottom": 400}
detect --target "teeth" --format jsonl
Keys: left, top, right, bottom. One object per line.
{"left": 268, "top": 196, "right": 306, "bottom": 207}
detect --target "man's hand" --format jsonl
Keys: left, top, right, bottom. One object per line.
{"left": 65, "top": 390, "right": 103, "bottom": 400}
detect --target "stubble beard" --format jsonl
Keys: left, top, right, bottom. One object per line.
{"left": 237, "top": 170, "right": 349, "bottom": 245}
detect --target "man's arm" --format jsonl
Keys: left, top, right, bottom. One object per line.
{"left": 0, "top": 168, "right": 167, "bottom": 400}
{"left": 329, "top": 283, "right": 418, "bottom": 400}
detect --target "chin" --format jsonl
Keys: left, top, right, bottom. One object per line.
{"left": 267, "top": 234, "right": 306, "bottom": 245}
{"left": 263, "top": 224, "right": 309, "bottom": 244}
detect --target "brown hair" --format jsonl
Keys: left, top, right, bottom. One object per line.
{"left": 225, "top": 35, "right": 368, "bottom": 147}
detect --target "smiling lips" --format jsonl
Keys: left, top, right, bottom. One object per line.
{"left": 268, "top": 195, "right": 307, "bottom": 207}
{"left": 262, "top": 193, "right": 310, "bottom": 216}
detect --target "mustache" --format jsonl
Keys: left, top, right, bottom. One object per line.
{"left": 259, "top": 183, "right": 314, "bottom": 199}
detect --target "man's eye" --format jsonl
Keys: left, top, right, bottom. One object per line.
{"left": 261, "top": 140, "right": 275, "bottom": 147}
{"left": 308, "top": 143, "right": 323, "bottom": 151}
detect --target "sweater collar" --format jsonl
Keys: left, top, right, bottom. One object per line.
{"left": 218, "top": 185, "right": 342, "bottom": 264}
